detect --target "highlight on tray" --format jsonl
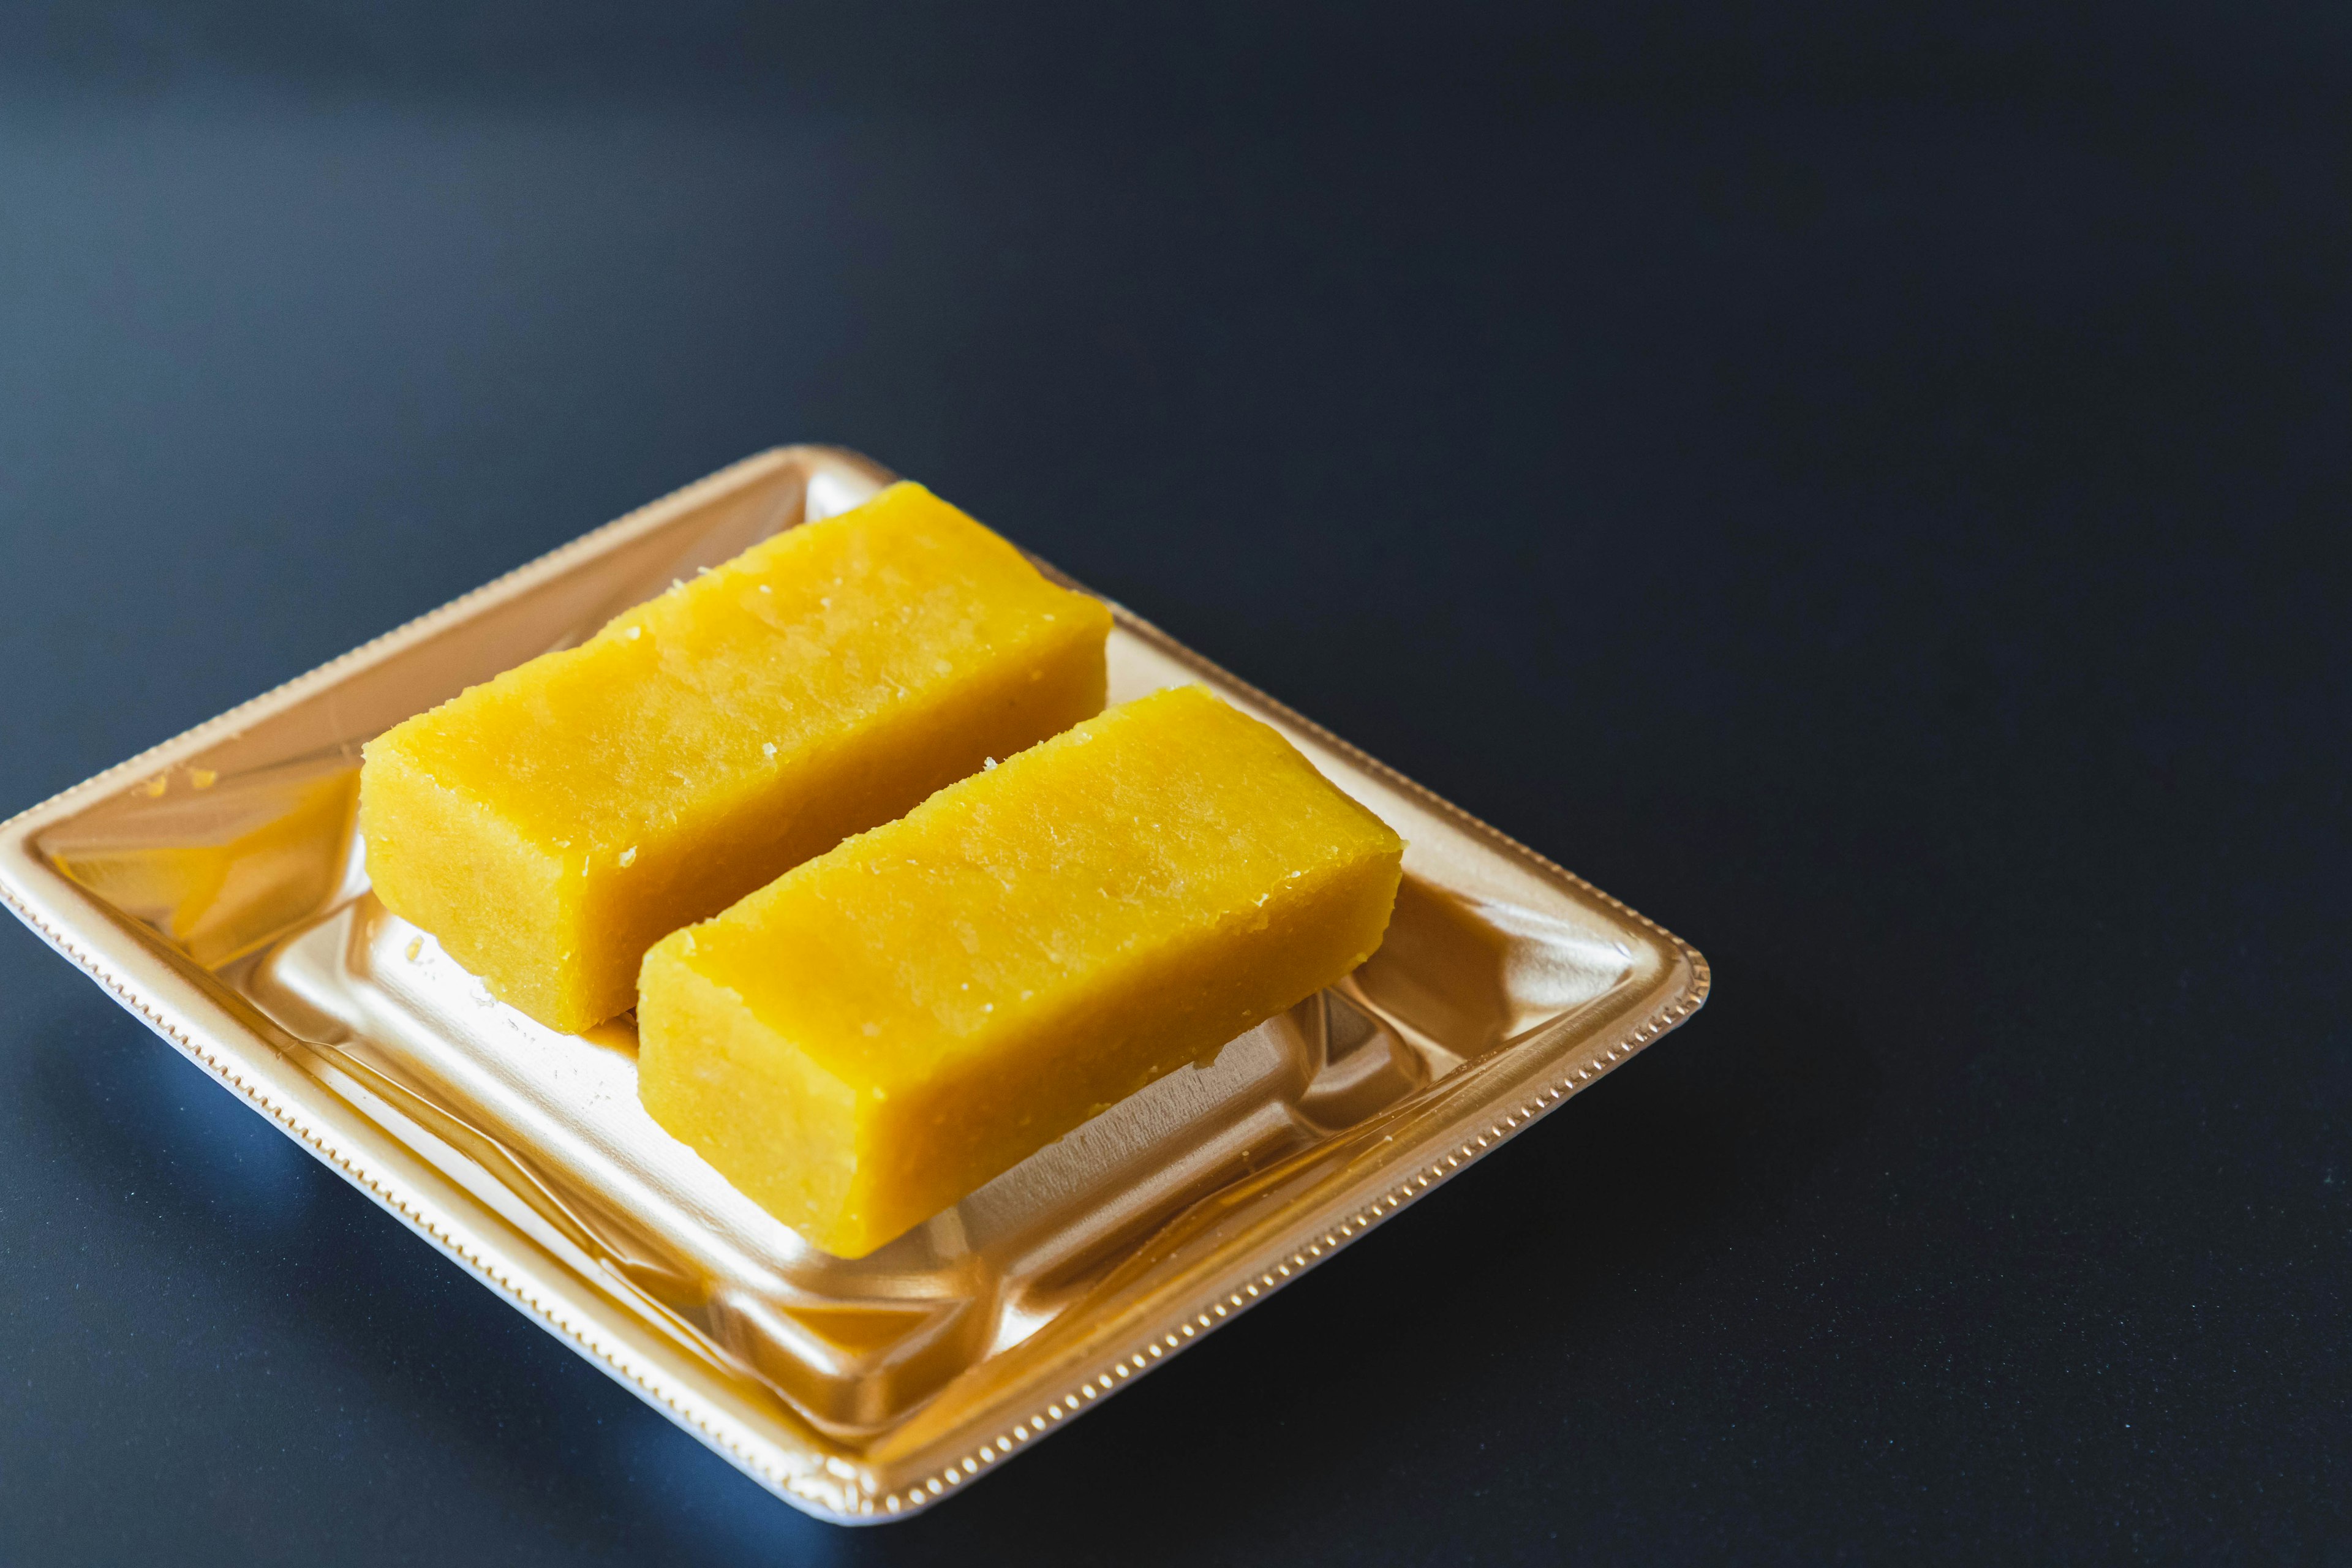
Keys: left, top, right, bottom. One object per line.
{"left": 356, "top": 478, "right": 1407, "bottom": 1258}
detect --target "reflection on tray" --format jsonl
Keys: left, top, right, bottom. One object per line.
{"left": 45, "top": 756, "right": 360, "bottom": 968}
{"left": 45, "top": 747, "right": 1634, "bottom": 1442}
{"left": 231, "top": 857, "right": 1628, "bottom": 1439}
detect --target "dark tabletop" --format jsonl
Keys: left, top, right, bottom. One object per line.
{"left": 2, "top": 5, "right": 2346, "bottom": 1563}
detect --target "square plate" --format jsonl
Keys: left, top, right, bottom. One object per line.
{"left": 0, "top": 447, "right": 1708, "bottom": 1523}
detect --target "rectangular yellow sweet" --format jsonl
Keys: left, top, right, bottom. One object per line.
{"left": 637, "top": 684, "right": 1407, "bottom": 1259}
{"left": 360, "top": 482, "right": 1111, "bottom": 1032}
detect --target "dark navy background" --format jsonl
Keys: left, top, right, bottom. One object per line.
{"left": 2, "top": 5, "right": 2346, "bottom": 1562}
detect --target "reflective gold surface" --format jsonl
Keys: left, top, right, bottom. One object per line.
{"left": 0, "top": 447, "right": 1707, "bottom": 1523}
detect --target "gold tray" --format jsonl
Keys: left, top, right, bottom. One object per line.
{"left": 0, "top": 447, "right": 1708, "bottom": 1523}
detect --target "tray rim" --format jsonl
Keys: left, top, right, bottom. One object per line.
{"left": 0, "top": 445, "right": 1709, "bottom": 1524}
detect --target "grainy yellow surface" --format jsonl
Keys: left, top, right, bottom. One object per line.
{"left": 637, "top": 685, "right": 1406, "bottom": 1259}
{"left": 360, "top": 482, "right": 1110, "bottom": 1031}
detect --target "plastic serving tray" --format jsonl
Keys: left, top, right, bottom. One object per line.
{"left": 0, "top": 447, "right": 1707, "bottom": 1523}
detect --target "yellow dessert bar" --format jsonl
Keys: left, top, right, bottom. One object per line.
{"left": 637, "top": 684, "right": 1407, "bottom": 1259}
{"left": 360, "top": 482, "right": 1111, "bottom": 1033}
